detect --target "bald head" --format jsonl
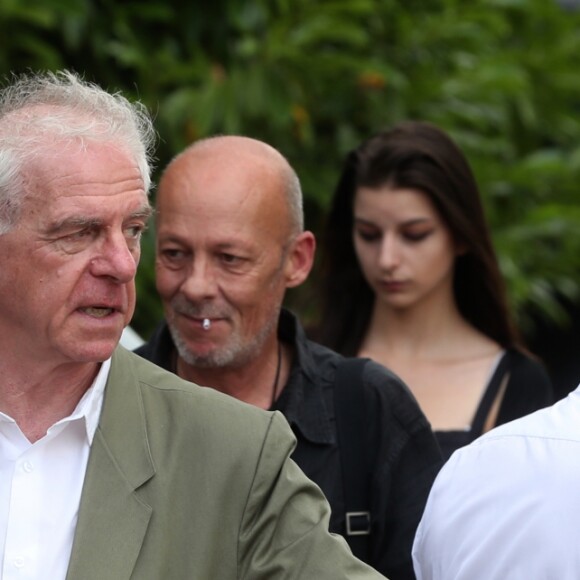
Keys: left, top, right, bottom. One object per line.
{"left": 158, "top": 136, "right": 303, "bottom": 236}
{"left": 153, "top": 135, "right": 315, "bottom": 372}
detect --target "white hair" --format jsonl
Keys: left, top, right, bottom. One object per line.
{"left": 0, "top": 70, "right": 156, "bottom": 234}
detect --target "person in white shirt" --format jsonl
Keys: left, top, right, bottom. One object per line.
{"left": 412, "top": 385, "right": 580, "bottom": 580}
{"left": 0, "top": 70, "right": 386, "bottom": 580}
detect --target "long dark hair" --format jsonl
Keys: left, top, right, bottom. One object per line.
{"left": 314, "top": 120, "right": 521, "bottom": 355}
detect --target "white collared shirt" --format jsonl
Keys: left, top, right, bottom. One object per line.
{"left": 0, "top": 359, "right": 110, "bottom": 580}
{"left": 413, "top": 384, "right": 580, "bottom": 580}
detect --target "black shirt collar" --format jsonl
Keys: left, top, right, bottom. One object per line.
{"left": 136, "top": 309, "right": 335, "bottom": 445}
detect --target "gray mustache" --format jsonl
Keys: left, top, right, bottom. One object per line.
{"left": 171, "top": 296, "right": 229, "bottom": 319}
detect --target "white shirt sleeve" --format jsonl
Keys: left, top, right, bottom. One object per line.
{"left": 412, "top": 392, "right": 580, "bottom": 580}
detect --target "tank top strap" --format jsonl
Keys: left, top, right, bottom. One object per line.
{"left": 470, "top": 350, "right": 511, "bottom": 435}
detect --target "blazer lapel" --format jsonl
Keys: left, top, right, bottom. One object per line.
{"left": 66, "top": 348, "right": 155, "bottom": 580}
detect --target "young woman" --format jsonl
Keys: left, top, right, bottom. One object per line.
{"left": 314, "top": 121, "right": 554, "bottom": 460}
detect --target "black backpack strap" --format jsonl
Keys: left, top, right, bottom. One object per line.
{"left": 333, "top": 357, "right": 371, "bottom": 561}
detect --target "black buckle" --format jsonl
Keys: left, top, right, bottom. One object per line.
{"left": 346, "top": 511, "right": 371, "bottom": 536}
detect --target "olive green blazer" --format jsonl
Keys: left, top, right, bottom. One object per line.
{"left": 65, "top": 347, "right": 385, "bottom": 579}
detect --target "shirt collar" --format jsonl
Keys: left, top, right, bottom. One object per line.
{"left": 0, "top": 358, "right": 110, "bottom": 446}
{"left": 150, "top": 310, "right": 336, "bottom": 445}
{"left": 66, "top": 358, "right": 110, "bottom": 444}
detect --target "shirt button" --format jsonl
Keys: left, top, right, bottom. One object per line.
{"left": 22, "top": 460, "right": 34, "bottom": 473}
{"left": 13, "top": 557, "right": 24, "bottom": 568}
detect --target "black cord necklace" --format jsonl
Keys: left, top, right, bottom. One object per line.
{"left": 270, "top": 341, "right": 282, "bottom": 408}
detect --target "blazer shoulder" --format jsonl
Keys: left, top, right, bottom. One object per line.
{"left": 111, "top": 345, "right": 292, "bottom": 452}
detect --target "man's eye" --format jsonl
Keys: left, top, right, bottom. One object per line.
{"left": 160, "top": 248, "right": 185, "bottom": 261}
{"left": 221, "top": 253, "right": 243, "bottom": 265}
{"left": 125, "top": 224, "right": 145, "bottom": 239}
{"left": 71, "top": 229, "right": 93, "bottom": 240}
{"left": 55, "top": 229, "right": 97, "bottom": 254}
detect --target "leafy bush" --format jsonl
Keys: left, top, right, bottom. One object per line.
{"left": 3, "top": 0, "right": 580, "bottom": 340}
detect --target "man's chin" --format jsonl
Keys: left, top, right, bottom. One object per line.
{"left": 179, "top": 348, "right": 223, "bottom": 369}
{"left": 63, "top": 336, "right": 120, "bottom": 363}
{"left": 170, "top": 321, "right": 248, "bottom": 368}
{"left": 177, "top": 339, "right": 240, "bottom": 368}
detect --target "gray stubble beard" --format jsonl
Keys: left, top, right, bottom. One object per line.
{"left": 168, "top": 305, "right": 280, "bottom": 370}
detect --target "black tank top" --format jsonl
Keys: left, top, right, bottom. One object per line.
{"left": 435, "top": 351, "right": 508, "bottom": 461}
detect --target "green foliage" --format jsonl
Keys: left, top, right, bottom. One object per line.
{"left": 2, "top": 0, "right": 580, "bottom": 339}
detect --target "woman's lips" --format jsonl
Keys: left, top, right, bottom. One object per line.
{"left": 379, "top": 280, "right": 407, "bottom": 292}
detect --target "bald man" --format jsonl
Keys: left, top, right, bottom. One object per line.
{"left": 136, "top": 136, "right": 442, "bottom": 579}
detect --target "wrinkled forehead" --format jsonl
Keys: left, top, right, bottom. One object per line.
{"left": 22, "top": 140, "right": 145, "bottom": 208}
{"left": 0, "top": 108, "right": 130, "bottom": 191}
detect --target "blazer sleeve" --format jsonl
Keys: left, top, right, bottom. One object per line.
{"left": 237, "top": 411, "right": 384, "bottom": 579}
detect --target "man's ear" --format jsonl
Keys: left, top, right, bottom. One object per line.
{"left": 285, "top": 231, "right": 316, "bottom": 289}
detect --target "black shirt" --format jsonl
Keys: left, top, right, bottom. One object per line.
{"left": 135, "top": 309, "right": 443, "bottom": 579}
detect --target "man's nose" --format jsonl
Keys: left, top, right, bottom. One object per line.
{"left": 179, "top": 258, "right": 218, "bottom": 301}
{"left": 90, "top": 232, "right": 138, "bottom": 283}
